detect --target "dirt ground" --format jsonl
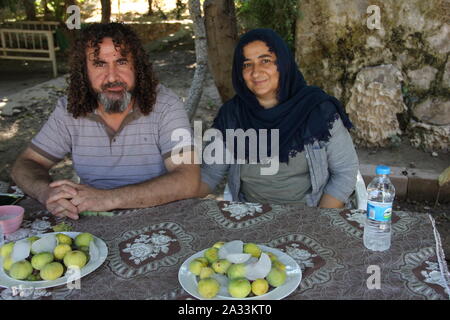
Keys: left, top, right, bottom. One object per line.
{"left": 0, "top": 33, "right": 449, "bottom": 264}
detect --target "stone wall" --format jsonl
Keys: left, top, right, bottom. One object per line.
{"left": 295, "top": 0, "right": 450, "bottom": 151}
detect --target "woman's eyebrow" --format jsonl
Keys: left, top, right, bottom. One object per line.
{"left": 243, "top": 53, "right": 274, "bottom": 61}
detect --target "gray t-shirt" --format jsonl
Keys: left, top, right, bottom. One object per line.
{"left": 240, "top": 151, "right": 311, "bottom": 204}
{"left": 31, "top": 84, "right": 193, "bottom": 189}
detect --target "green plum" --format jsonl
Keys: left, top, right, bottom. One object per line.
{"left": 212, "top": 259, "right": 231, "bottom": 274}
{"left": 228, "top": 278, "right": 251, "bottom": 298}
{"left": 199, "top": 267, "right": 215, "bottom": 280}
{"left": 0, "top": 242, "right": 14, "bottom": 258}
{"left": 31, "top": 252, "right": 54, "bottom": 270}
{"left": 56, "top": 233, "right": 73, "bottom": 246}
{"left": 266, "top": 267, "right": 287, "bottom": 287}
{"left": 212, "top": 241, "right": 225, "bottom": 249}
{"left": 189, "top": 259, "right": 207, "bottom": 276}
{"left": 251, "top": 278, "right": 269, "bottom": 296}
{"left": 74, "top": 233, "right": 94, "bottom": 248}
{"left": 243, "top": 243, "right": 262, "bottom": 258}
{"left": 197, "top": 278, "right": 220, "bottom": 299}
{"left": 53, "top": 244, "right": 72, "bottom": 260}
{"left": 227, "top": 263, "right": 246, "bottom": 280}
{"left": 40, "top": 262, "right": 64, "bottom": 280}
{"left": 203, "top": 247, "right": 219, "bottom": 264}
{"left": 2, "top": 255, "right": 14, "bottom": 271}
{"left": 9, "top": 260, "right": 33, "bottom": 280}
{"left": 63, "top": 250, "right": 87, "bottom": 269}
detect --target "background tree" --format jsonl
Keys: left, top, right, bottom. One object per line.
{"left": 101, "top": 0, "right": 111, "bottom": 23}
{"left": 203, "top": 0, "right": 238, "bottom": 103}
{"left": 185, "top": 0, "right": 208, "bottom": 120}
{"left": 147, "top": 0, "right": 153, "bottom": 15}
{"left": 235, "top": 0, "right": 298, "bottom": 52}
{"left": 22, "top": 0, "right": 36, "bottom": 20}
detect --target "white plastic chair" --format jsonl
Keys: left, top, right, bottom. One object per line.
{"left": 223, "top": 169, "right": 368, "bottom": 210}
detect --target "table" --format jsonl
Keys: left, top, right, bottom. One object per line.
{"left": 1, "top": 197, "right": 449, "bottom": 300}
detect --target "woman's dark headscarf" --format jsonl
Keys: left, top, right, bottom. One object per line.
{"left": 212, "top": 28, "right": 353, "bottom": 163}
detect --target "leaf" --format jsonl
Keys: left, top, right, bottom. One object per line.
{"left": 438, "top": 166, "right": 450, "bottom": 187}
{"left": 79, "top": 211, "right": 98, "bottom": 216}
{"left": 79, "top": 211, "right": 114, "bottom": 217}
{"left": 52, "top": 222, "right": 73, "bottom": 232}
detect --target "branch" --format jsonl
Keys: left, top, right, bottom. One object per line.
{"left": 186, "top": 0, "right": 208, "bottom": 120}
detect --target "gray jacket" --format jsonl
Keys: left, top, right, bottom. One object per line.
{"left": 201, "top": 116, "right": 359, "bottom": 207}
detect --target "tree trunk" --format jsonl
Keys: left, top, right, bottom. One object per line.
{"left": 203, "top": 0, "right": 238, "bottom": 103}
{"left": 101, "top": 0, "right": 111, "bottom": 23}
{"left": 186, "top": 0, "right": 208, "bottom": 120}
{"left": 23, "top": 0, "right": 37, "bottom": 21}
{"left": 147, "top": 0, "right": 154, "bottom": 15}
{"left": 42, "top": 0, "right": 52, "bottom": 19}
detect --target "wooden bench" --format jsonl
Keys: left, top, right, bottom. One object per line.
{"left": 0, "top": 21, "right": 61, "bottom": 77}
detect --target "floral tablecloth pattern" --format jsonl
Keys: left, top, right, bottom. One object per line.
{"left": 1, "top": 198, "right": 449, "bottom": 300}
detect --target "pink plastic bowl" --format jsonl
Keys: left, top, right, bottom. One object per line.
{"left": 0, "top": 205, "right": 25, "bottom": 235}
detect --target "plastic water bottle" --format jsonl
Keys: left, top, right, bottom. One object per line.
{"left": 363, "top": 165, "right": 395, "bottom": 251}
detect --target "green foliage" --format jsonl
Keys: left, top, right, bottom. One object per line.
{"left": 0, "top": 0, "right": 88, "bottom": 22}
{"left": 438, "top": 166, "right": 450, "bottom": 187}
{"left": 235, "top": 0, "right": 299, "bottom": 52}
{"left": 0, "top": 0, "right": 19, "bottom": 10}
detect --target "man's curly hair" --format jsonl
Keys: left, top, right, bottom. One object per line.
{"left": 67, "top": 23, "right": 158, "bottom": 118}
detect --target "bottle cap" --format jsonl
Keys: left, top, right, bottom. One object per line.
{"left": 376, "top": 165, "right": 391, "bottom": 175}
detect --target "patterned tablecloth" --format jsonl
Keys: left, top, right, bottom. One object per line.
{"left": 1, "top": 198, "right": 449, "bottom": 300}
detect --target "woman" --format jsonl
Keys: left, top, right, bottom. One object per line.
{"left": 198, "top": 29, "right": 359, "bottom": 208}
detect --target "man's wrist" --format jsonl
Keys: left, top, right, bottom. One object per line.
{"left": 104, "top": 188, "right": 121, "bottom": 210}
{"left": 36, "top": 184, "right": 51, "bottom": 206}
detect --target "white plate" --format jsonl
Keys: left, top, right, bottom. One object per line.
{"left": 0, "top": 232, "right": 108, "bottom": 290}
{"left": 178, "top": 245, "right": 302, "bottom": 300}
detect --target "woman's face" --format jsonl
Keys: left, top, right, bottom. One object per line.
{"left": 242, "top": 40, "right": 280, "bottom": 108}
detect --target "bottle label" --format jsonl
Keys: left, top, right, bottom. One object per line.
{"left": 367, "top": 201, "right": 392, "bottom": 222}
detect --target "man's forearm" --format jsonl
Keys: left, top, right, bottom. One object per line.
{"left": 11, "top": 158, "right": 51, "bottom": 204}
{"left": 108, "top": 165, "right": 200, "bottom": 209}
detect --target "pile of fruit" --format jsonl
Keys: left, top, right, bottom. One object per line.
{"left": 188, "top": 240, "right": 287, "bottom": 299}
{"left": 0, "top": 232, "right": 97, "bottom": 281}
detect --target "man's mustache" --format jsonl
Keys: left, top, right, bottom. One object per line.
{"left": 101, "top": 81, "right": 127, "bottom": 91}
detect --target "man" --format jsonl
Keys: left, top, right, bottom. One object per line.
{"left": 11, "top": 23, "right": 199, "bottom": 220}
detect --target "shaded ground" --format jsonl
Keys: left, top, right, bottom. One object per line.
{"left": 0, "top": 33, "right": 449, "bottom": 264}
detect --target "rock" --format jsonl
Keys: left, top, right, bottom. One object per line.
{"left": 365, "top": 36, "right": 384, "bottom": 49}
{"left": 409, "top": 120, "right": 450, "bottom": 152}
{"left": 426, "top": 23, "right": 450, "bottom": 54}
{"left": 407, "top": 66, "right": 438, "bottom": 90}
{"left": 443, "top": 59, "right": 450, "bottom": 89}
{"left": 412, "top": 98, "right": 450, "bottom": 125}
{"left": 346, "top": 64, "right": 407, "bottom": 147}
{"left": 294, "top": 0, "right": 449, "bottom": 132}
{"left": 431, "top": 152, "right": 438, "bottom": 157}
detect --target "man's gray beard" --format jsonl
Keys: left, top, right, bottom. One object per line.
{"left": 97, "top": 90, "right": 132, "bottom": 114}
